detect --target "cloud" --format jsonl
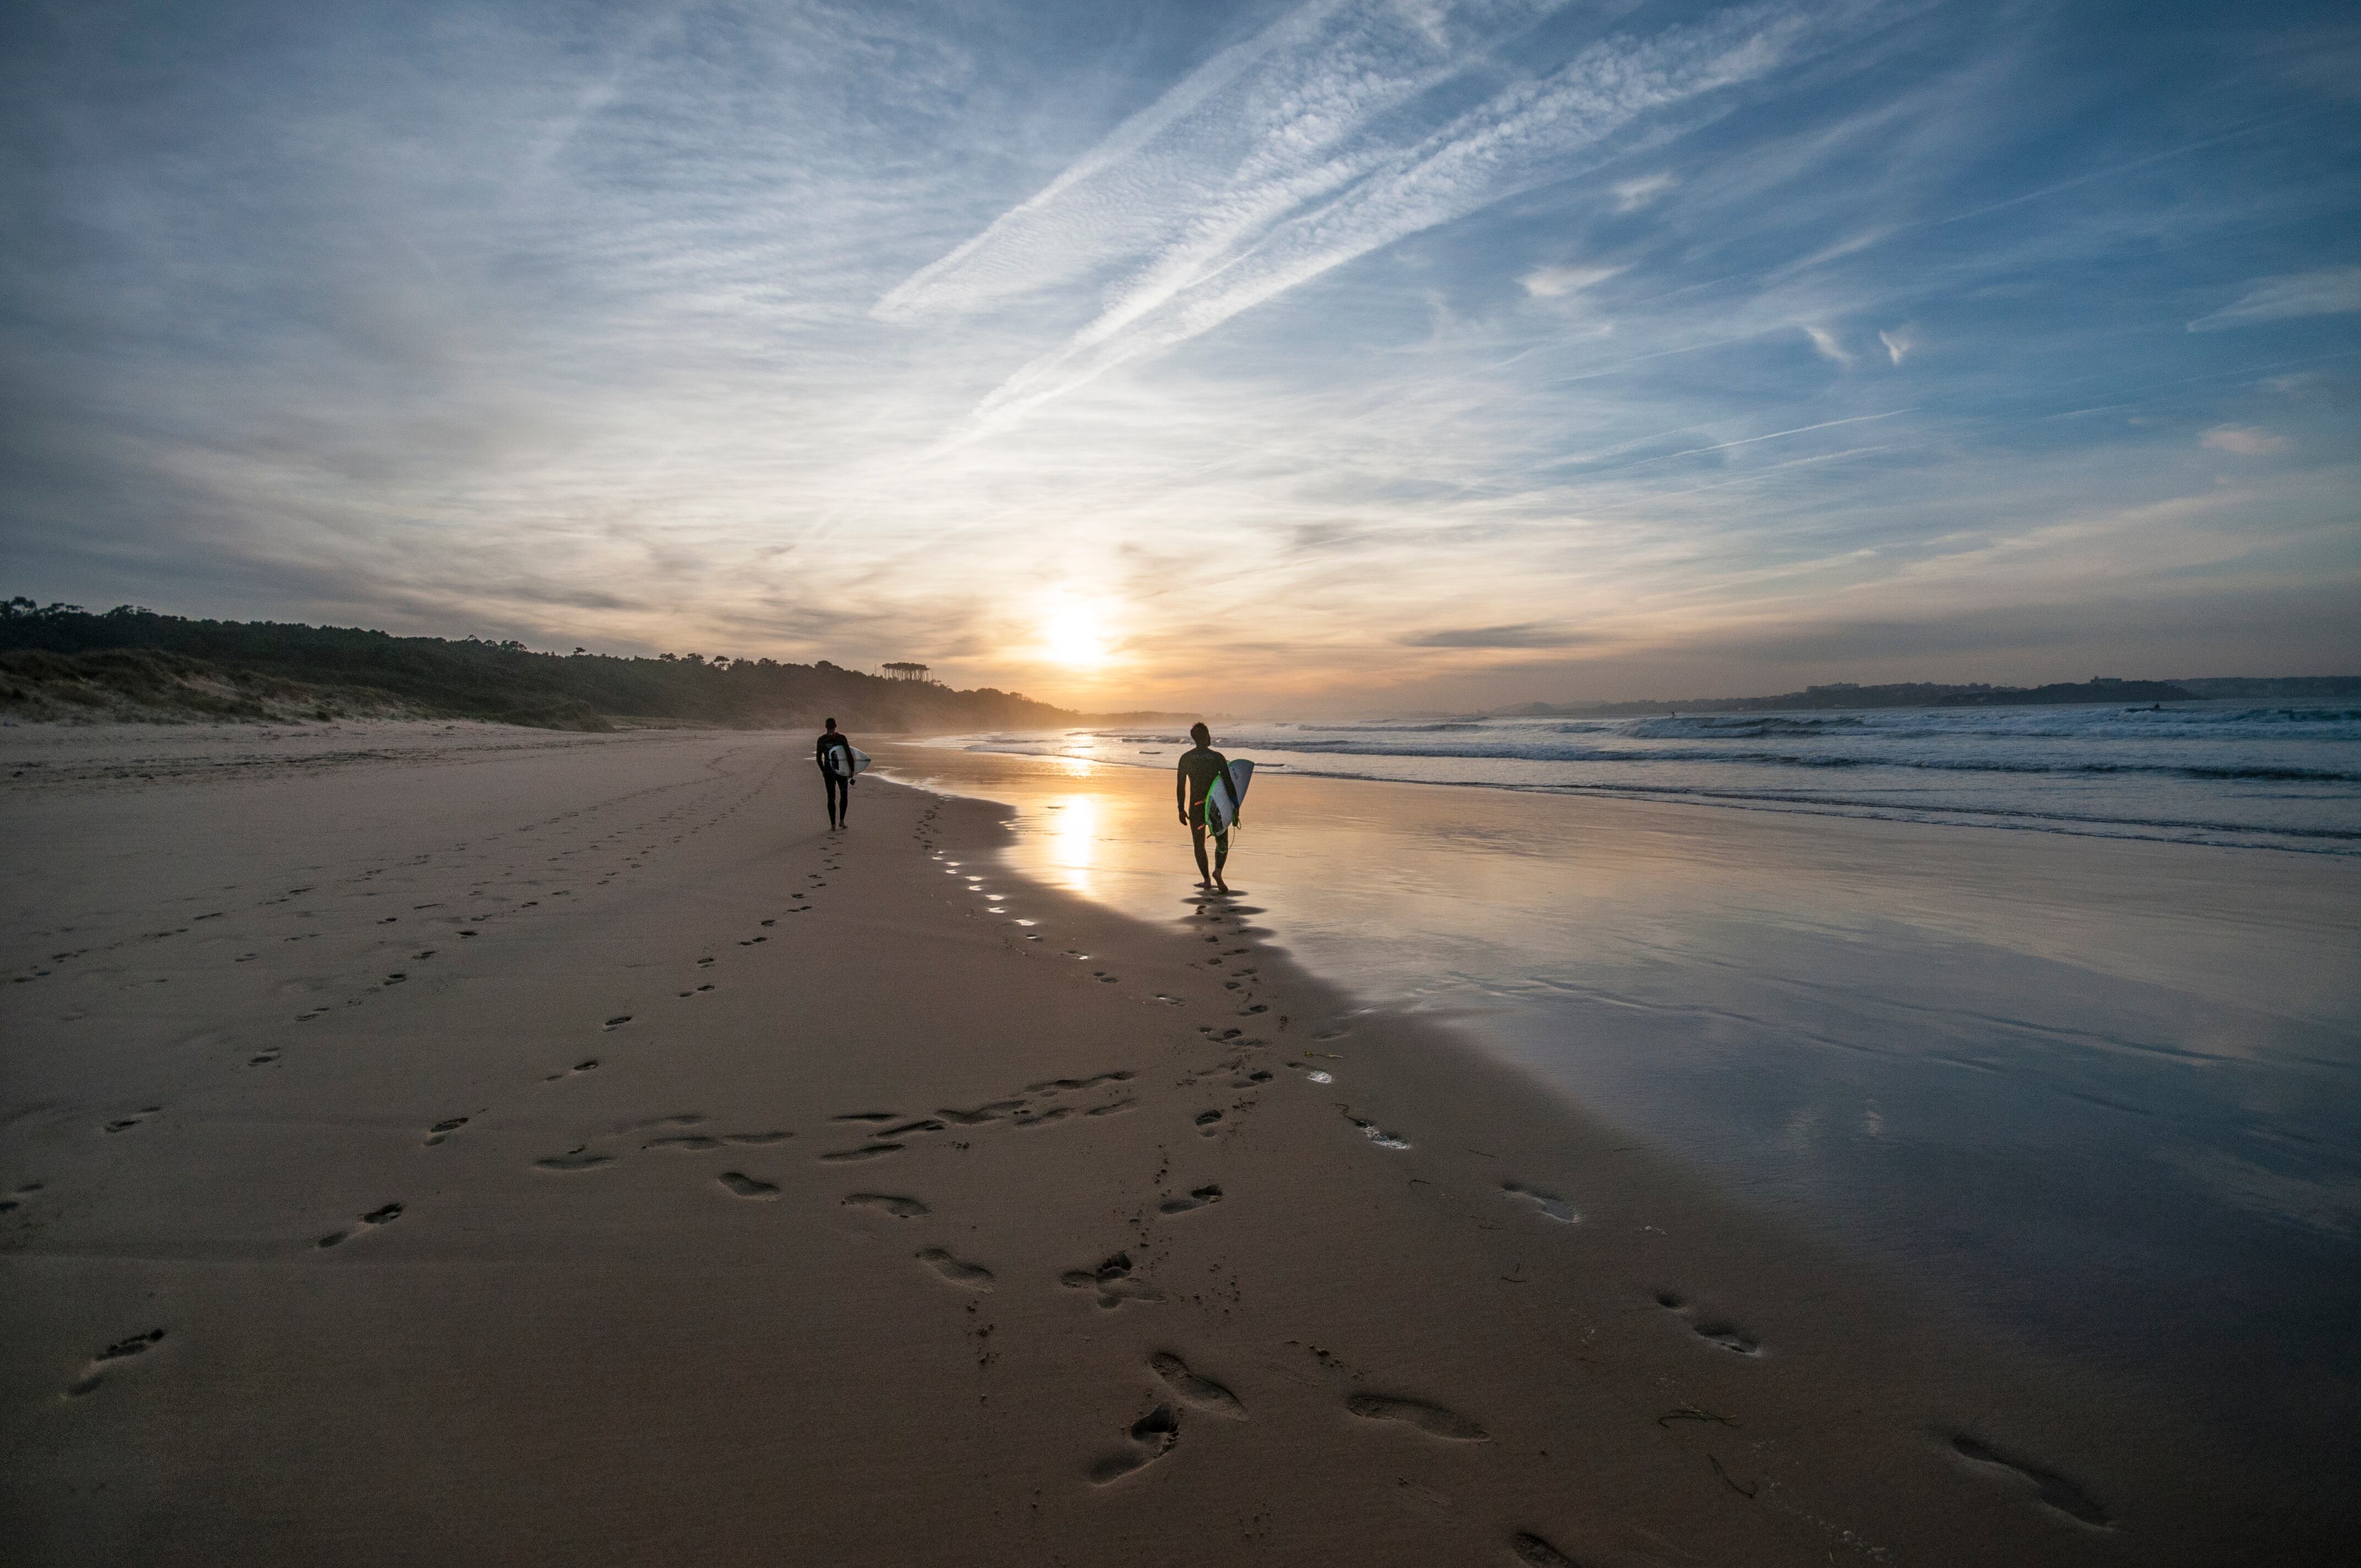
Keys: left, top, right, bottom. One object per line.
{"left": 7, "top": 1, "right": 2357, "bottom": 712}
{"left": 2186, "top": 266, "right": 2361, "bottom": 331}
{"left": 2201, "top": 424, "right": 2292, "bottom": 456}
{"left": 1521, "top": 263, "right": 1622, "bottom": 298}
{"left": 1804, "top": 324, "right": 1853, "bottom": 365}
{"left": 874, "top": 0, "right": 1576, "bottom": 325}
{"left": 886, "top": 0, "right": 1883, "bottom": 427}
{"left": 1611, "top": 171, "right": 1679, "bottom": 210}
{"left": 1401, "top": 622, "right": 1595, "bottom": 649}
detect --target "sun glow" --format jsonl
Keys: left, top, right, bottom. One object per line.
{"left": 1042, "top": 603, "right": 1111, "bottom": 669}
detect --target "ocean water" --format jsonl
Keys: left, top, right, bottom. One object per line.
{"left": 893, "top": 709, "right": 2361, "bottom": 1480}
{"left": 961, "top": 701, "right": 2361, "bottom": 854}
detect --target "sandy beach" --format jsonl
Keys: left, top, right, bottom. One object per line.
{"left": 2, "top": 721, "right": 2347, "bottom": 1564}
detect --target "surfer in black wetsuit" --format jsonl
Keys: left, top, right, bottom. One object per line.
{"left": 1175, "top": 722, "right": 1240, "bottom": 891}
{"left": 817, "top": 717, "right": 853, "bottom": 830}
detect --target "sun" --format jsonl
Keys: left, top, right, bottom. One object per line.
{"left": 1042, "top": 603, "right": 1110, "bottom": 669}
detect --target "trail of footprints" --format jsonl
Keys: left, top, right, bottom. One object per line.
{"left": 61, "top": 756, "right": 809, "bottom": 1291}
{"left": 1653, "top": 1291, "right": 1762, "bottom": 1357}
{"left": 25, "top": 766, "right": 2114, "bottom": 1549}
{"left": 518, "top": 821, "right": 844, "bottom": 1174}
{"left": 24, "top": 745, "right": 839, "bottom": 1411}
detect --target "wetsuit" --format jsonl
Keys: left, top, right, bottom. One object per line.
{"left": 817, "top": 731, "right": 854, "bottom": 826}
{"left": 1174, "top": 744, "right": 1240, "bottom": 831}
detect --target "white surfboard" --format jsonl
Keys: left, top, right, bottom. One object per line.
{"left": 825, "top": 743, "right": 871, "bottom": 779}
{"left": 1205, "top": 758, "right": 1254, "bottom": 835}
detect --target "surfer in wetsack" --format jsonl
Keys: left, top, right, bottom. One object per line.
{"left": 1175, "top": 722, "right": 1241, "bottom": 892}
{"left": 817, "top": 717, "right": 855, "bottom": 831}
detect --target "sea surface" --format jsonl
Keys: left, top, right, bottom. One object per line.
{"left": 1007, "top": 701, "right": 2361, "bottom": 854}
{"left": 893, "top": 702, "right": 2361, "bottom": 1479}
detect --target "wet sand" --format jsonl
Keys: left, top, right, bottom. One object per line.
{"left": 1, "top": 721, "right": 2344, "bottom": 1563}
{"left": 884, "top": 739, "right": 2361, "bottom": 1487}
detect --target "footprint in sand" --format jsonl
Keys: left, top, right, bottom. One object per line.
{"left": 1950, "top": 1434, "right": 2112, "bottom": 1527}
{"left": 102, "top": 1108, "right": 161, "bottom": 1134}
{"left": 66, "top": 1329, "right": 167, "bottom": 1397}
{"left": 602, "top": 1015, "right": 632, "bottom": 1030}
{"left": 424, "top": 1116, "right": 469, "bottom": 1146}
{"left": 1060, "top": 1251, "right": 1165, "bottom": 1310}
{"left": 1345, "top": 1393, "right": 1489, "bottom": 1441}
{"left": 1150, "top": 1352, "right": 1245, "bottom": 1417}
{"left": 820, "top": 1142, "right": 905, "bottom": 1162}
{"left": 1502, "top": 1182, "right": 1579, "bottom": 1223}
{"left": 543, "top": 1059, "right": 600, "bottom": 1081}
{"left": 938, "top": 1101, "right": 1025, "bottom": 1125}
{"left": 1346, "top": 1114, "right": 1411, "bottom": 1150}
{"left": 717, "top": 1172, "right": 779, "bottom": 1199}
{"left": 1158, "top": 1184, "right": 1225, "bottom": 1215}
{"left": 1087, "top": 1404, "right": 1180, "bottom": 1484}
{"left": 1027, "top": 1071, "right": 1135, "bottom": 1094}
{"left": 1509, "top": 1533, "right": 1580, "bottom": 1566}
{"left": 316, "top": 1202, "right": 404, "bottom": 1249}
{"left": 843, "top": 1193, "right": 929, "bottom": 1218}
{"left": 1653, "top": 1292, "right": 1761, "bottom": 1355}
{"left": 534, "top": 1147, "right": 614, "bottom": 1172}
{"left": 915, "top": 1248, "right": 993, "bottom": 1290}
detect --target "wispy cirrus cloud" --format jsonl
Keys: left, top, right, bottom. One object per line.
{"left": 875, "top": 0, "right": 1576, "bottom": 324}
{"left": 2201, "top": 424, "right": 2292, "bottom": 455}
{"left": 1401, "top": 622, "right": 1596, "bottom": 648}
{"left": 6, "top": 0, "right": 2357, "bottom": 710}
{"left": 2187, "top": 266, "right": 2361, "bottom": 331}
{"left": 885, "top": 0, "right": 1887, "bottom": 426}
{"left": 1612, "top": 170, "right": 1681, "bottom": 209}
{"left": 1522, "top": 263, "right": 1623, "bottom": 298}
{"left": 1804, "top": 324, "right": 1853, "bottom": 364}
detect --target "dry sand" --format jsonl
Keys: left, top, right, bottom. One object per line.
{"left": 0, "top": 722, "right": 2337, "bottom": 1564}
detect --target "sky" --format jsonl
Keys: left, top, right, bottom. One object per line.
{"left": 2, "top": 0, "right": 2357, "bottom": 712}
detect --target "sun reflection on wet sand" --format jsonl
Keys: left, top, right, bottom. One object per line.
{"left": 1043, "top": 794, "right": 1101, "bottom": 898}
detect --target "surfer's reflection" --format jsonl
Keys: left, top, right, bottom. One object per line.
{"left": 1175, "top": 722, "right": 1241, "bottom": 894}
